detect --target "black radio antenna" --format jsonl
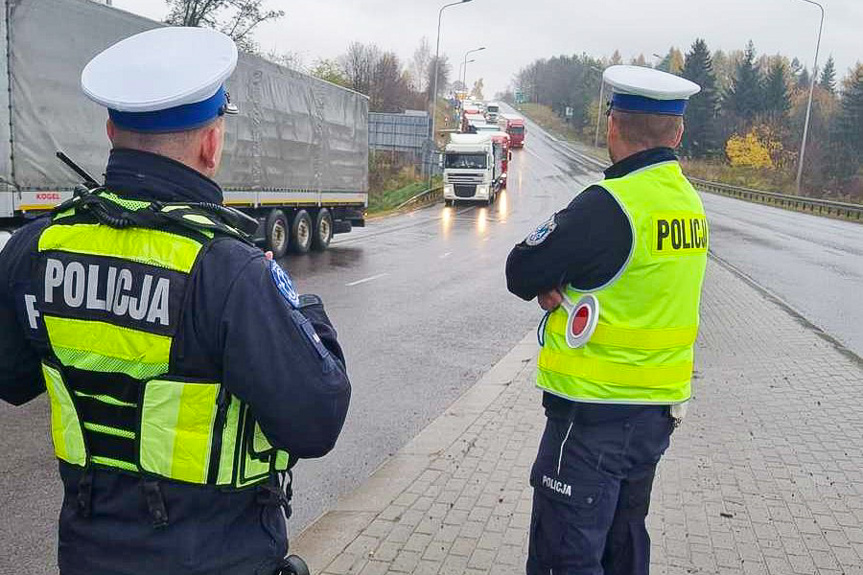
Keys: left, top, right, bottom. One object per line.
{"left": 56, "top": 151, "right": 101, "bottom": 189}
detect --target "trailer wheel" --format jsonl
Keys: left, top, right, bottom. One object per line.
{"left": 291, "top": 210, "right": 313, "bottom": 254}
{"left": 312, "top": 208, "right": 333, "bottom": 251}
{"left": 265, "top": 209, "right": 289, "bottom": 259}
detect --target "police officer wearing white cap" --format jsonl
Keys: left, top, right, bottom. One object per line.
{"left": 506, "top": 66, "right": 708, "bottom": 575}
{"left": 0, "top": 27, "right": 350, "bottom": 575}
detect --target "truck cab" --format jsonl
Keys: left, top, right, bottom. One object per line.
{"left": 485, "top": 102, "right": 500, "bottom": 123}
{"left": 443, "top": 133, "right": 501, "bottom": 206}
{"left": 500, "top": 114, "right": 526, "bottom": 148}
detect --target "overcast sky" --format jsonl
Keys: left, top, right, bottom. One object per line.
{"left": 112, "top": 0, "right": 861, "bottom": 97}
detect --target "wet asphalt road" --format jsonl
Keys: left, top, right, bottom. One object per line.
{"left": 699, "top": 193, "right": 863, "bottom": 357}
{"left": 2, "top": 110, "right": 861, "bottom": 574}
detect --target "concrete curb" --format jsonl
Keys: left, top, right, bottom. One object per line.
{"left": 292, "top": 331, "right": 538, "bottom": 571}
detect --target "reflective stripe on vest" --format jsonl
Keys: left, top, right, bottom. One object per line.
{"left": 36, "top": 199, "right": 289, "bottom": 487}
{"left": 537, "top": 161, "right": 708, "bottom": 405}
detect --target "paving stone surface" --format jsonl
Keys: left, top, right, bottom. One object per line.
{"left": 314, "top": 259, "right": 863, "bottom": 574}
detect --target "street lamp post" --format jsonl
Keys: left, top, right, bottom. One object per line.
{"left": 430, "top": 0, "right": 473, "bottom": 154}
{"left": 794, "top": 0, "right": 825, "bottom": 194}
{"left": 461, "top": 46, "right": 486, "bottom": 92}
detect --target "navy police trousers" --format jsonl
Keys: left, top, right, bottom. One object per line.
{"left": 526, "top": 403, "right": 674, "bottom": 575}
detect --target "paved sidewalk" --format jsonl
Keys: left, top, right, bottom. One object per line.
{"left": 293, "top": 258, "right": 863, "bottom": 575}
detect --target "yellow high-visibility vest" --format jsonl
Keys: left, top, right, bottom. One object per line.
{"left": 537, "top": 161, "right": 708, "bottom": 404}
{"left": 38, "top": 192, "right": 289, "bottom": 487}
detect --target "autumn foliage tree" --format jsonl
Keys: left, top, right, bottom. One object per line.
{"left": 512, "top": 40, "right": 863, "bottom": 201}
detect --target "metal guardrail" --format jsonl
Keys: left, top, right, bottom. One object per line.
{"left": 557, "top": 141, "right": 863, "bottom": 224}
{"left": 395, "top": 186, "right": 443, "bottom": 211}
{"left": 689, "top": 177, "right": 863, "bottom": 223}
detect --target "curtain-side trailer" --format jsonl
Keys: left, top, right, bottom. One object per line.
{"left": 0, "top": 0, "right": 369, "bottom": 257}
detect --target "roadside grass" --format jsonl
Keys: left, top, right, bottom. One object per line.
{"left": 367, "top": 181, "right": 428, "bottom": 214}
{"left": 519, "top": 103, "right": 583, "bottom": 142}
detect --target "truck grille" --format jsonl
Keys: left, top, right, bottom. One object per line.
{"left": 455, "top": 185, "right": 476, "bottom": 198}
{"left": 447, "top": 174, "right": 483, "bottom": 185}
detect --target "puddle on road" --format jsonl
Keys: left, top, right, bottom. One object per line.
{"left": 278, "top": 245, "right": 366, "bottom": 274}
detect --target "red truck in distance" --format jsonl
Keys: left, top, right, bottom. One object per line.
{"left": 500, "top": 114, "right": 526, "bottom": 148}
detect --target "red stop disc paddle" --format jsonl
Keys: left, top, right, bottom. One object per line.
{"left": 563, "top": 294, "right": 600, "bottom": 349}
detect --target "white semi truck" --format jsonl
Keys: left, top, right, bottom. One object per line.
{"left": 0, "top": 0, "right": 369, "bottom": 258}
{"left": 442, "top": 133, "right": 504, "bottom": 206}
{"left": 485, "top": 102, "right": 501, "bottom": 123}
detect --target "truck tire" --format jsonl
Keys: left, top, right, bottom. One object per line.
{"left": 444, "top": 199, "right": 453, "bottom": 207}
{"left": 265, "top": 209, "right": 289, "bottom": 259}
{"left": 312, "top": 208, "right": 333, "bottom": 251}
{"left": 291, "top": 210, "right": 313, "bottom": 254}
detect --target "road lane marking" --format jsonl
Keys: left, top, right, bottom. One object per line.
{"left": 345, "top": 273, "right": 389, "bottom": 287}
{"left": 440, "top": 252, "right": 452, "bottom": 259}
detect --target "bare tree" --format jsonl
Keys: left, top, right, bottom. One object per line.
{"left": 165, "top": 0, "right": 284, "bottom": 52}
{"left": 339, "top": 42, "right": 381, "bottom": 96}
{"left": 369, "top": 52, "right": 414, "bottom": 112}
{"left": 410, "top": 37, "right": 432, "bottom": 93}
{"left": 425, "top": 55, "right": 451, "bottom": 104}
{"left": 265, "top": 49, "right": 304, "bottom": 71}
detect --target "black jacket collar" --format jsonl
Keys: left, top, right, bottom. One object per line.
{"left": 604, "top": 147, "right": 677, "bottom": 180}
{"left": 104, "top": 148, "right": 223, "bottom": 204}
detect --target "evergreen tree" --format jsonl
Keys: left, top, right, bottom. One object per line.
{"left": 834, "top": 64, "right": 863, "bottom": 175}
{"left": 790, "top": 57, "right": 803, "bottom": 78}
{"left": 610, "top": 50, "right": 623, "bottom": 66}
{"left": 680, "top": 39, "right": 720, "bottom": 157}
{"left": 763, "top": 59, "right": 791, "bottom": 120}
{"left": 724, "top": 41, "right": 764, "bottom": 122}
{"left": 819, "top": 55, "right": 837, "bottom": 95}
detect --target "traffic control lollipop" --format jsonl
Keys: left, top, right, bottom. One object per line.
{"left": 560, "top": 294, "right": 600, "bottom": 349}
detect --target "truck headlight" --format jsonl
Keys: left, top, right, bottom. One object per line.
{"left": 444, "top": 184, "right": 454, "bottom": 194}
{"left": 476, "top": 185, "right": 488, "bottom": 196}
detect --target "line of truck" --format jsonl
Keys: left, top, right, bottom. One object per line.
{"left": 442, "top": 100, "right": 527, "bottom": 205}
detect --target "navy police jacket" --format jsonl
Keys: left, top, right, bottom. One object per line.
{"left": 0, "top": 149, "right": 352, "bottom": 575}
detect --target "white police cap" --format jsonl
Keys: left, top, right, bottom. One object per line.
{"left": 81, "top": 27, "right": 238, "bottom": 132}
{"left": 604, "top": 65, "right": 701, "bottom": 116}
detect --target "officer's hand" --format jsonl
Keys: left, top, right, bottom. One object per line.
{"left": 264, "top": 251, "right": 274, "bottom": 261}
{"left": 537, "top": 289, "right": 563, "bottom": 311}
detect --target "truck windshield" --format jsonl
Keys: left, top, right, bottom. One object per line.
{"left": 446, "top": 153, "right": 487, "bottom": 169}
{"left": 509, "top": 126, "right": 525, "bottom": 135}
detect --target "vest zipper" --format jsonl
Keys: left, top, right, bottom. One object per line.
{"left": 207, "top": 386, "right": 231, "bottom": 484}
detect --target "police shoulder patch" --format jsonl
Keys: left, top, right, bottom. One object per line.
{"left": 525, "top": 216, "right": 558, "bottom": 246}
{"left": 269, "top": 260, "right": 300, "bottom": 309}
